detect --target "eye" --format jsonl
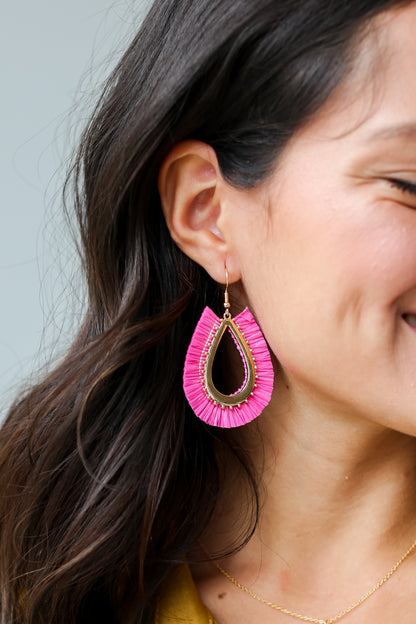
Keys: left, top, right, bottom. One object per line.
{"left": 388, "top": 178, "right": 416, "bottom": 197}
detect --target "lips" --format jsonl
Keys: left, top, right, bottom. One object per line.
{"left": 403, "top": 313, "right": 416, "bottom": 328}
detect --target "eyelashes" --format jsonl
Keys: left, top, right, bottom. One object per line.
{"left": 388, "top": 178, "right": 416, "bottom": 197}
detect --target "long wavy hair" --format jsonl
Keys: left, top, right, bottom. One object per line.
{"left": 0, "top": 0, "right": 411, "bottom": 622}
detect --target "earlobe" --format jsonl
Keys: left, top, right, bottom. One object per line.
{"left": 158, "top": 140, "right": 233, "bottom": 282}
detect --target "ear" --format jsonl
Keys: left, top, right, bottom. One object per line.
{"left": 158, "top": 140, "right": 241, "bottom": 284}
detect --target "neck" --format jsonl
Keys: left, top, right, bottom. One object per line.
{"left": 202, "top": 377, "right": 416, "bottom": 601}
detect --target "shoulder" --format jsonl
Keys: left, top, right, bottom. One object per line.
{"left": 155, "top": 564, "right": 217, "bottom": 624}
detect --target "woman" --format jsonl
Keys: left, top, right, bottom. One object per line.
{"left": 1, "top": 0, "right": 416, "bottom": 622}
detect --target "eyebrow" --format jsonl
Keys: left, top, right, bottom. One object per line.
{"left": 365, "top": 123, "right": 416, "bottom": 142}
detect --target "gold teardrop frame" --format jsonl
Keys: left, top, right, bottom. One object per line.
{"left": 203, "top": 318, "right": 256, "bottom": 408}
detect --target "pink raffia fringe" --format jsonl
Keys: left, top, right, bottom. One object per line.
{"left": 183, "top": 307, "right": 274, "bottom": 428}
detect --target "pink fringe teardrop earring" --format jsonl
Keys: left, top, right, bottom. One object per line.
{"left": 183, "top": 268, "right": 274, "bottom": 428}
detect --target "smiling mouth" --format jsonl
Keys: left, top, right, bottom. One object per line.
{"left": 403, "top": 313, "right": 416, "bottom": 328}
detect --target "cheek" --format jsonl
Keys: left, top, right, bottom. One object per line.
{"left": 240, "top": 198, "right": 346, "bottom": 337}
{"left": 240, "top": 196, "right": 416, "bottom": 387}
{"left": 240, "top": 221, "right": 343, "bottom": 378}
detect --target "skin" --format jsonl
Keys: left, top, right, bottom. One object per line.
{"left": 159, "top": 3, "right": 416, "bottom": 622}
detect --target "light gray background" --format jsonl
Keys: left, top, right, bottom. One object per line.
{"left": 1, "top": 1, "right": 151, "bottom": 414}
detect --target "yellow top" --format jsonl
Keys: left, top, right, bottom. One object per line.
{"left": 155, "top": 564, "right": 217, "bottom": 624}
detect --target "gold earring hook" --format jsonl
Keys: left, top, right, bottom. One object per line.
{"left": 223, "top": 266, "right": 231, "bottom": 319}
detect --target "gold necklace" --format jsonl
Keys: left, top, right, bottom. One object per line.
{"left": 208, "top": 538, "right": 416, "bottom": 624}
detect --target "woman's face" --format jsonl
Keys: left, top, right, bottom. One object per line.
{"left": 233, "top": 3, "right": 416, "bottom": 434}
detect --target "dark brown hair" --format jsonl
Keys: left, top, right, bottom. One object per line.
{"left": 0, "top": 0, "right": 411, "bottom": 622}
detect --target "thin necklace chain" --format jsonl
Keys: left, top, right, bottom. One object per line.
{"left": 207, "top": 537, "right": 416, "bottom": 624}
